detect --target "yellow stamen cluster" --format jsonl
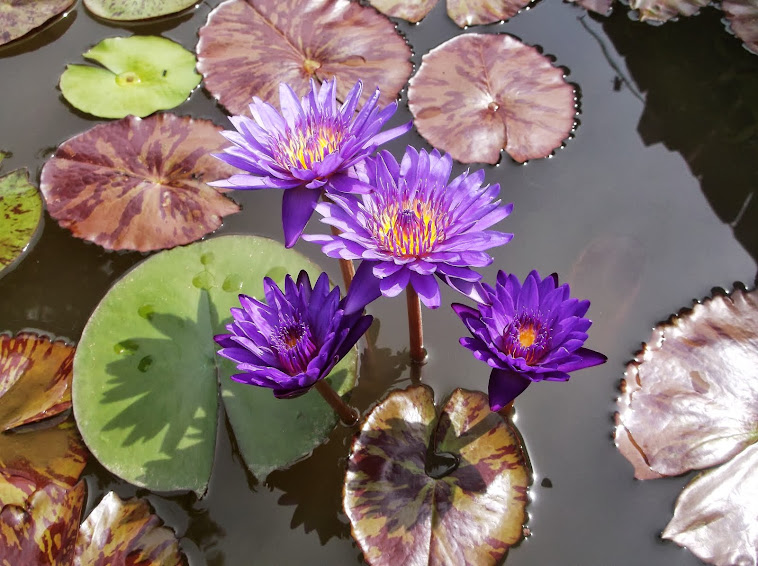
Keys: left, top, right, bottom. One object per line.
{"left": 372, "top": 198, "right": 447, "bottom": 258}
{"left": 277, "top": 122, "right": 344, "bottom": 170}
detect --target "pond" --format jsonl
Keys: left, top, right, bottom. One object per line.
{"left": 0, "top": 0, "right": 756, "bottom": 564}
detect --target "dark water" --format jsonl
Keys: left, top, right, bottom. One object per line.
{"left": 1, "top": 1, "right": 756, "bottom": 564}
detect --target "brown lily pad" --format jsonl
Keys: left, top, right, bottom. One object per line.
{"left": 83, "top": 0, "right": 197, "bottom": 21}
{"left": 723, "top": 0, "right": 758, "bottom": 55}
{"left": 369, "top": 0, "right": 439, "bottom": 22}
{"left": 408, "top": 33, "right": 576, "bottom": 164}
{"left": 628, "top": 0, "right": 708, "bottom": 23}
{"left": 0, "top": 0, "right": 75, "bottom": 47}
{"left": 614, "top": 286, "right": 758, "bottom": 565}
{"left": 447, "top": 0, "right": 531, "bottom": 26}
{"left": 344, "top": 385, "right": 530, "bottom": 566}
{"left": 196, "top": 0, "right": 413, "bottom": 114}
{"left": 39, "top": 113, "right": 240, "bottom": 252}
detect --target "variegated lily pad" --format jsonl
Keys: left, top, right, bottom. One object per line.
{"left": 447, "top": 0, "right": 531, "bottom": 26}
{"left": 0, "top": 168, "right": 42, "bottom": 276}
{"left": 723, "top": 0, "right": 758, "bottom": 55}
{"left": 408, "top": 34, "right": 576, "bottom": 164}
{"left": 0, "top": 0, "right": 74, "bottom": 47}
{"left": 615, "top": 286, "right": 758, "bottom": 565}
{"left": 369, "top": 0, "right": 439, "bottom": 22}
{"left": 344, "top": 385, "right": 530, "bottom": 566}
{"left": 39, "top": 113, "right": 239, "bottom": 252}
{"left": 73, "top": 235, "right": 357, "bottom": 493}
{"left": 59, "top": 36, "right": 202, "bottom": 119}
{"left": 84, "top": 0, "right": 197, "bottom": 21}
{"left": 196, "top": 0, "right": 413, "bottom": 114}
{"left": 0, "top": 483, "right": 185, "bottom": 565}
{"left": 0, "top": 332, "right": 87, "bottom": 505}
{"left": 628, "top": 0, "right": 708, "bottom": 22}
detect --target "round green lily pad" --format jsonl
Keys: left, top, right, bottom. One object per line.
{"left": 59, "top": 36, "right": 202, "bottom": 119}
{"left": 73, "top": 235, "right": 357, "bottom": 494}
{"left": 84, "top": 0, "right": 197, "bottom": 21}
{"left": 0, "top": 168, "right": 42, "bottom": 276}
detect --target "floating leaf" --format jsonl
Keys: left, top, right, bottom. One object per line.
{"left": 39, "top": 113, "right": 239, "bottom": 252}
{"left": 615, "top": 286, "right": 758, "bottom": 565}
{"left": 59, "top": 36, "right": 202, "bottom": 119}
{"left": 345, "top": 385, "right": 530, "bottom": 566}
{"left": 628, "top": 0, "right": 708, "bottom": 23}
{"left": 83, "top": 0, "right": 196, "bottom": 21}
{"left": 196, "top": 0, "right": 413, "bottom": 115}
{"left": 0, "top": 0, "right": 74, "bottom": 47}
{"left": 0, "top": 168, "right": 42, "bottom": 276}
{"left": 567, "top": 0, "right": 613, "bottom": 15}
{"left": 447, "top": 0, "right": 530, "bottom": 26}
{"left": 369, "top": 0, "right": 439, "bottom": 22}
{"left": 408, "top": 34, "right": 576, "bottom": 164}
{"left": 723, "top": 0, "right": 758, "bottom": 55}
{"left": 73, "top": 235, "right": 357, "bottom": 493}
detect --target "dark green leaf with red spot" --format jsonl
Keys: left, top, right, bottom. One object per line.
{"left": 0, "top": 0, "right": 74, "bottom": 47}
{"left": 39, "top": 113, "right": 240, "bottom": 252}
{"left": 344, "top": 385, "right": 531, "bottom": 566}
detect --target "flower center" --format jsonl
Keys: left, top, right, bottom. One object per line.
{"left": 275, "top": 117, "right": 346, "bottom": 170}
{"left": 270, "top": 316, "right": 317, "bottom": 375}
{"left": 503, "top": 311, "right": 551, "bottom": 365}
{"left": 370, "top": 197, "right": 448, "bottom": 258}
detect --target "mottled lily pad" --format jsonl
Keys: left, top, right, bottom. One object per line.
{"left": 447, "top": 0, "right": 531, "bottom": 26}
{"left": 0, "top": 483, "right": 184, "bottom": 565}
{"left": 196, "top": 0, "right": 413, "bottom": 114}
{"left": 615, "top": 286, "right": 758, "bottom": 565}
{"left": 0, "top": 0, "right": 74, "bottom": 47}
{"left": 39, "top": 113, "right": 239, "bottom": 252}
{"left": 0, "top": 333, "right": 87, "bottom": 504}
{"left": 0, "top": 168, "right": 42, "bottom": 276}
{"left": 59, "top": 36, "right": 202, "bottom": 119}
{"left": 628, "top": 0, "right": 708, "bottom": 22}
{"left": 568, "top": 0, "right": 613, "bottom": 15}
{"left": 723, "top": 0, "right": 758, "bottom": 55}
{"left": 344, "top": 385, "right": 530, "bottom": 566}
{"left": 369, "top": 0, "right": 439, "bottom": 22}
{"left": 84, "top": 0, "right": 197, "bottom": 21}
{"left": 408, "top": 34, "right": 576, "bottom": 164}
{"left": 73, "top": 235, "right": 357, "bottom": 493}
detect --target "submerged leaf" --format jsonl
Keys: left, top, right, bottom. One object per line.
{"left": 662, "top": 442, "right": 758, "bottom": 566}
{"left": 0, "top": 169, "right": 42, "bottom": 276}
{"left": 628, "top": 0, "right": 708, "bottom": 23}
{"left": 345, "top": 385, "right": 530, "bottom": 566}
{"left": 59, "top": 36, "right": 202, "bottom": 119}
{"left": 39, "top": 113, "right": 239, "bottom": 252}
{"left": 723, "top": 0, "right": 758, "bottom": 55}
{"left": 369, "top": 0, "right": 439, "bottom": 22}
{"left": 0, "top": 0, "right": 74, "bottom": 47}
{"left": 84, "top": 0, "right": 196, "bottom": 21}
{"left": 447, "top": 0, "right": 530, "bottom": 26}
{"left": 73, "top": 235, "right": 357, "bottom": 493}
{"left": 196, "top": 0, "right": 413, "bottom": 114}
{"left": 408, "top": 34, "right": 576, "bottom": 164}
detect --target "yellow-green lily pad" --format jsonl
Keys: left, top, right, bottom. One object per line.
{"left": 59, "top": 35, "right": 201, "bottom": 119}
{"left": 0, "top": 168, "right": 42, "bottom": 277}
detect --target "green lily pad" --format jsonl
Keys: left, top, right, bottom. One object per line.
{"left": 0, "top": 168, "right": 42, "bottom": 276}
{"left": 84, "top": 0, "right": 197, "bottom": 21}
{"left": 344, "top": 385, "right": 531, "bottom": 566}
{"left": 73, "top": 235, "right": 357, "bottom": 493}
{"left": 59, "top": 36, "right": 202, "bottom": 119}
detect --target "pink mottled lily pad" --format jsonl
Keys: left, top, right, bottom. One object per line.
{"left": 344, "top": 385, "right": 530, "bottom": 566}
{"left": 723, "top": 0, "right": 758, "bottom": 55}
{"left": 628, "top": 0, "right": 708, "bottom": 22}
{"left": 615, "top": 285, "right": 758, "bottom": 565}
{"left": 447, "top": 0, "right": 531, "bottom": 26}
{"left": 408, "top": 34, "right": 576, "bottom": 164}
{"left": 0, "top": 0, "right": 74, "bottom": 47}
{"left": 369, "top": 0, "right": 439, "bottom": 22}
{"left": 196, "top": 0, "right": 412, "bottom": 114}
{"left": 39, "top": 113, "right": 240, "bottom": 252}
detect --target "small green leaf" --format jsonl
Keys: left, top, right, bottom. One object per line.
{"left": 59, "top": 36, "right": 202, "bottom": 119}
{"left": 0, "top": 169, "right": 42, "bottom": 276}
{"left": 73, "top": 235, "right": 357, "bottom": 494}
{"left": 84, "top": 0, "right": 197, "bottom": 21}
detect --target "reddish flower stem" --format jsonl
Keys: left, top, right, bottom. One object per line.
{"left": 314, "top": 379, "right": 359, "bottom": 426}
{"left": 330, "top": 225, "right": 355, "bottom": 290}
{"left": 406, "top": 286, "right": 427, "bottom": 365}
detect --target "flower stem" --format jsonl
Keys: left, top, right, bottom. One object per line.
{"left": 406, "top": 286, "right": 427, "bottom": 365}
{"left": 314, "top": 379, "right": 359, "bottom": 426}
{"left": 330, "top": 225, "right": 355, "bottom": 289}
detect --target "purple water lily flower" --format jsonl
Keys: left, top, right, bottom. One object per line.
{"left": 210, "top": 79, "right": 411, "bottom": 247}
{"left": 453, "top": 270, "right": 607, "bottom": 411}
{"left": 214, "top": 271, "right": 372, "bottom": 399}
{"left": 303, "top": 147, "right": 513, "bottom": 312}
